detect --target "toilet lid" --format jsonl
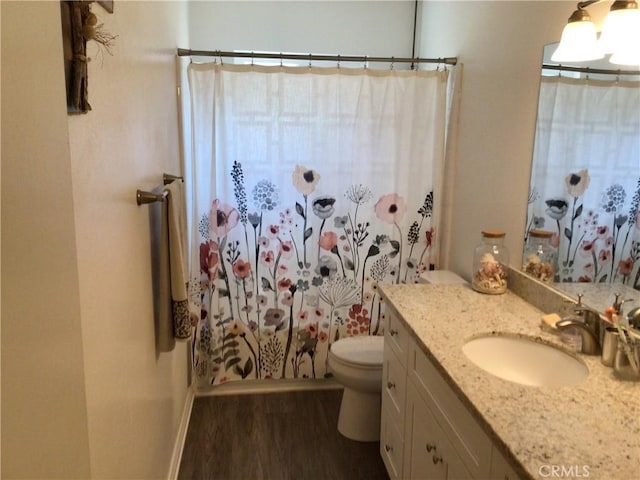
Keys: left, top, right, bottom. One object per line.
{"left": 330, "top": 335, "right": 384, "bottom": 365}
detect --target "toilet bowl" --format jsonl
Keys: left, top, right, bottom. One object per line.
{"left": 328, "top": 335, "right": 384, "bottom": 442}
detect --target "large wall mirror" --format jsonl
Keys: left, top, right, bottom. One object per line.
{"left": 524, "top": 42, "right": 640, "bottom": 312}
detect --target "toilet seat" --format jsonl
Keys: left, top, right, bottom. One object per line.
{"left": 329, "top": 335, "right": 384, "bottom": 367}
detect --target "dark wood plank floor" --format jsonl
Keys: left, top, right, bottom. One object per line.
{"left": 178, "top": 389, "right": 389, "bottom": 480}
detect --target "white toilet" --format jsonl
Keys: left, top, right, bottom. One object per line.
{"left": 328, "top": 335, "right": 384, "bottom": 442}
{"left": 328, "top": 271, "right": 465, "bottom": 442}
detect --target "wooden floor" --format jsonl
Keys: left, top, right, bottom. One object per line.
{"left": 178, "top": 389, "right": 389, "bottom": 480}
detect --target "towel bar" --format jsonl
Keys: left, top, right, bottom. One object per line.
{"left": 136, "top": 173, "right": 182, "bottom": 205}
{"left": 136, "top": 189, "right": 168, "bottom": 205}
{"left": 163, "top": 173, "right": 183, "bottom": 185}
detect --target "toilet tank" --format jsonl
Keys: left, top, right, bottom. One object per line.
{"left": 418, "top": 270, "right": 467, "bottom": 285}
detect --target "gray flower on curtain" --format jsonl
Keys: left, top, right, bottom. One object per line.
{"left": 252, "top": 180, "right": 279, "bottom": 211}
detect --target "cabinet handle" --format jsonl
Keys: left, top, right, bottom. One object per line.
{"left": 387, "top": 381, "right": 395, "bottom": 389}
{"left": 425, "top": 443, "right": 436, "bottom": 452}
{"left": 389, "top": 328, "right": 398, "bottom": 336}
{"left": 432, "top": 453, "right": 443, "bottom": 465}
{"left": 385, "top": 444, "right": 393, "bottom": 453}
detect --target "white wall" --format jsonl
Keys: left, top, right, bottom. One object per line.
{"left": 2, "top": 1, "right": 191, "bottom": 478}
{"left": 1, "top": 1, "right": 92, "bottom": 478}
{"left": 417, "top": 1, "right": 601, "bottom": 278}
{"left": 188, "top": 1, "right": 416, "bottom": 58}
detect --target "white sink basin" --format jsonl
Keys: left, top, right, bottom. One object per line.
{"left": 462, "top": 334, "right": 588, "bottom": 388}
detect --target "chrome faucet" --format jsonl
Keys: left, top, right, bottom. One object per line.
{"left": 555, "top": 301, "right": 603, "bottom": 355}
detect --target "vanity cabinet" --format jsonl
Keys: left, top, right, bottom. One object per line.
{"left": 381, "top": 312, "right": 522, "bottom": 480}
{"left": 380, "top": 312, "right": 409, "bottom": 479}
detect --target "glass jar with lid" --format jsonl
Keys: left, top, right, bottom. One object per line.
{"left": 522, "top": 229, "right": 557, "bottom": 283}
{"left": 472, "top": 230, "right": 510, "bottom": 294}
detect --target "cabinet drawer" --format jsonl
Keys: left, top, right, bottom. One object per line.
{"left": 380, "top": 405, "right": 404, "bottom": 480}
{"left": 385, "top": 312, "right": 409, "bottom": 365}
{"left": 408, "top": 339, "right": 492, "bottom": 479}
{"left": 405, "top": 382, "right": 472, "bottom": 480}
{"left": 382, "top": 340, "right": 407, "bottom": 423}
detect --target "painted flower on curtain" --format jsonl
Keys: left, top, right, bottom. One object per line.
{"left": 374, "top": 193, "right": 406, "bottom": 283}
{"left": 192, "top": 161, "right": 439, "bottom": 387}
{"left": 531, "top": 172, "right": 640, "bottom": 287}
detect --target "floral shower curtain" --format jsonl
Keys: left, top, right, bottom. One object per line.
{"left": 527, "top": 75, "right": 640, "bottom": 288}
{"left": 183, "top": 62, "right": 448, "bottom": 387}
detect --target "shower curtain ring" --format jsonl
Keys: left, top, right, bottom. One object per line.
{"left": 280, "top": 53, "right": 283, "bottom": 67}
{"left": 251, "top": 51, "right": 254, "bottom": 66}
{"left": 337, "top": 54, "right": 340, "bottom": 69}
{"left": 308, "top": 53, "right": 312, "bottom": 68}
{"left": 390, "top": 57, "right": 394, "bottom": 70}
{"left": 364, "top": 56, "right": 368, "bottom": 69}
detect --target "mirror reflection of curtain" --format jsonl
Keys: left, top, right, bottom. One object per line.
{"left": 528, "top": 76, "right": 640, "bottom": 289}
{"left": 183, "top": 62, "right": 449, "bottom": 387}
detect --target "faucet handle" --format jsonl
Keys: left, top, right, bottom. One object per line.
{"left": 563, "top": 293, "right": 584, "bottom": 306}
{"left": 613, "top": 293, "right": 634, "bottom": 315}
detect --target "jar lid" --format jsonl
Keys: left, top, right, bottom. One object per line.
{"left": 529, "top": 229, "right": 553, "bottom": 238}
{"left": 481, "top": 229, "right": 506, "bottom": 238}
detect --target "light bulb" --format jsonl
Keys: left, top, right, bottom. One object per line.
{"left": 552, "top": 20, "right": 604, "bottom": 62}
{"left": 599, "top": 6, "right": 640, "bottom": 54}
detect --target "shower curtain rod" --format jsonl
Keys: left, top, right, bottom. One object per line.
{"left": 177, "top": 48, "right": 457, "bottom": 66}
{"left": 542, "top": 64, "right": 640, "bottom": 76}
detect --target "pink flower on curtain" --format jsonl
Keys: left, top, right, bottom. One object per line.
{"left": 266, "top": 225, "right": 280, "bottom": 239}
{"left": 200, "top": 240, "right": 219, "bottom": 284}
{"left": 425, "top": 228, "right": 434, "bottom": 247}
{"left": 260, "top": 251, "right": 274, "bottom": 267}
{"left": 318, "top": 231, "right": 338, "bottom": 251}
{"left": 596, "top": 226, "right": 609, "bottom": 239}
{"left": 565, "top": 169, "right": 590, "bottom": 197}
{"left": 619, "top": 258, "right": 634, "bottom": 277}
{"left": 279, "top": 240, "right": 294, "bottom": 258}
{"left": 292, "top": 165, "right": 321, "bottom": 195}
{"left": 599, "top": 250, "right": 611, "bottom": 263}
{"left": 232, "top": 259, "right": 251, "bottom": 279}
{"left": 374, "top": 193, "right": 407, "bottom": 224}
{"left": 579, "top": 240, "right": 596, "bottom": 258}
{"left": 305, "top": 323, "right": 318, "bottom": 338}
{"left": 209, "top": 199, "right": 239, "bottom": 237}
{"left": 278, "top": 278, "right": 293, "bottom": 292}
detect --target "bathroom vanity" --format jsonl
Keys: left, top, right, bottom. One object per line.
{"left": 379, "top": 283, "right": 639, "bottom": 480}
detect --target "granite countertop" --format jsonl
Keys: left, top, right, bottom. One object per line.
{"left": 379, "top": 283, "right": 640, "bottom": 480}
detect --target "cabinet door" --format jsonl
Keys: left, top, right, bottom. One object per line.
{"left": 380, "top": 404, "right": 404, "bottom": 480}
{"left": 490, "top": 448, "right": 522, "bottom": 480}
{"left": 405, "top": 383, "right": 472, "bottom": 480}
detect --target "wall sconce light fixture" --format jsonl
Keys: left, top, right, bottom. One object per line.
{"left": 552, "top": 0, "right": 640, "bottom": 66}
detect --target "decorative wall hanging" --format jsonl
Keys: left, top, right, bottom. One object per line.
{"left": 60, "top": 1, "right": 116, "bottom": 114}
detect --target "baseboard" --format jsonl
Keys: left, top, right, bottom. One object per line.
{"left": 195, "top": 378, "right": 343, "bottom": 397}
{"left": 167, "top": 386, "right": 195, "bottom": 480}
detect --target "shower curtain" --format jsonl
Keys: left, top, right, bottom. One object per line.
{"left": 181, "top": 61, "right": 449, "bottom": 387}
{"left": 527, "top": 75, "right": 640, "bottom": 287}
